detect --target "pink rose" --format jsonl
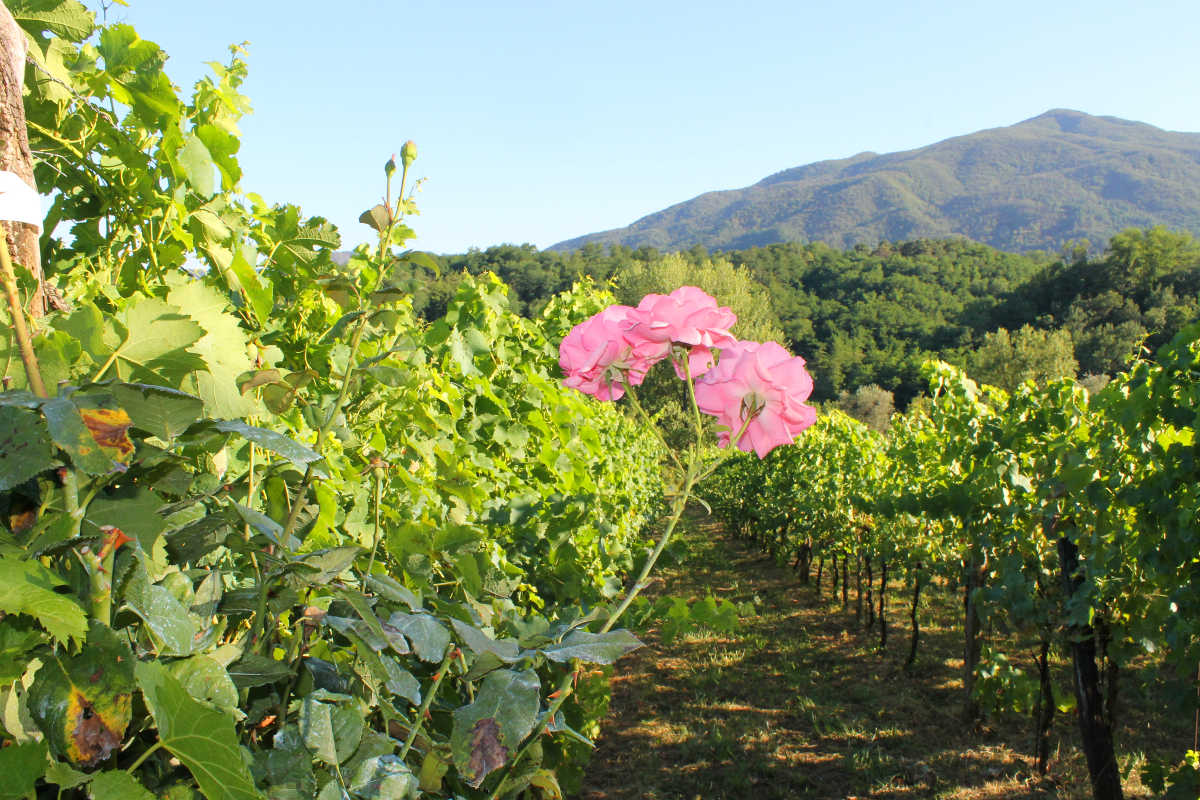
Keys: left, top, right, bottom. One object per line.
{"left": 559, "top": 305, "right": 658, "bottom": 401}
{"left": 694, "top": 340, "right": 817, "bottom": 458}
{"left": 630, "top": 286, "right": 738, "bottom": 378}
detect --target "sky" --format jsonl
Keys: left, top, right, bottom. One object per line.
{"left": 110, "top": 0, "right": 1200, "bottom": 255}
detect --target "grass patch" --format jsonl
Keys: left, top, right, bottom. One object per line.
{"left": 574, "top": 513, "right": 1188, "bottom": 799}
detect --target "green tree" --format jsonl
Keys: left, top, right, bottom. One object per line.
{"left": 968, "top": 325, "right": 1078, "bottom": 392}
{"left": 612, "top": 253, "right": 787, "bottom": 448}
{"left": 835, "top": 383, "right": 895, "bottom": 431}
{"left": 614, "top": 253, "right": 784, "bottom": 343}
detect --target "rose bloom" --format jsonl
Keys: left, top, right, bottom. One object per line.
{"left": 629, "top": 286, "right": 737, "bottom": 378}
{"left": 559, "top": 305, "right": 660, "bottom": 401}
{"left": 695, "top": 340, "right": 817, "bottom": 457}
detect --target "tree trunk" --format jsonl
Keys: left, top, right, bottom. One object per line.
{"left": 963, "top": 557, "right": 983, "bottom": 721}
{"left": 1033, "top": 639, "right": 1054, "bottom": 774}
{"left": 906, "top": 567, "right": 922, "bottom": 667}
{"left": 841, "top": 557, "right": 849, "bottom": 609}
{"left": 0, "top": 5, "right": 44, "bottom": 318}
{"left": 1100, "top": 619, "right": 1119, "bottom": 734}
{"left": 1058, "top": 535, "right": 1124, "bottom": 800}
{"left": 816, "top": 556, "right": 824, "bottom": 597}
{"left": 865, "top": 560, "right": 875, "bottom": 630}
{"left": 878, "top": 560, "right": 888, "bottom": 649}
{"left": 830, "top": 555, "right": 838, "bottom": 596}
{"left": 855, "top": 553, "right": 863, "bottom": 624}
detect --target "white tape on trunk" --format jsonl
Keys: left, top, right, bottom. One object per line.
{"left": 0, "top": 171, "right": 42, "bottom": 232}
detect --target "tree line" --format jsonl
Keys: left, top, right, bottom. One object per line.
{"left": 400, "top": 228, "right": 1200, "bottom": 413}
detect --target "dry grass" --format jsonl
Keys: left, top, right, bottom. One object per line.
{"left": 574, "top": 514, "right": 1187, "bottom": 799}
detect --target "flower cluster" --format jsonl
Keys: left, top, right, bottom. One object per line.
{"left": 559, "top": 286, "right": 816, "bottom": 457}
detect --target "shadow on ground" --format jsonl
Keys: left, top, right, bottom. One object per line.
{"left": 573, "top": 512, "right": 1178, "bottom": 800}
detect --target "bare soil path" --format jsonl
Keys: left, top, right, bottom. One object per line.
{"left": 574, "top": 513, "right": 1173, "bottom": 800}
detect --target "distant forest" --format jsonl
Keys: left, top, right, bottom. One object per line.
{"left": 394, "top": 227, "right": 1200, "bottom": 410}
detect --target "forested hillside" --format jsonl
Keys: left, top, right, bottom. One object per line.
{"left": 400, "top": 227, "right": 1200, "bottom": 407}
{"left": 551, "top": 110, "right": 1200, "bottom": 254}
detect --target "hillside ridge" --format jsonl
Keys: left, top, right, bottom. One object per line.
{"left": 551, "top": 110, "right": 1200, "bottom": 253}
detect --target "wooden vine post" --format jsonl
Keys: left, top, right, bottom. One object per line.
{"left": 0, "top": 1, "right": 45, "bottom": 319}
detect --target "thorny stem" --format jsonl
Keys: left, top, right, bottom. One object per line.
{"left": 62, "top": 469, "right": 113, "bottom": 626}
{"left": 0, "top": 234, "right": 47, "bottom": 397}
{"left": 279, "top": 313, "right": 370, "bottom": 543}
{"left": 600, "top": 367, "right": 755, "bottom": 635}
{"left": 366, "top": 468, "right": 384, "bottom": 578}
{"left": 622, "top": 380, "right": 681, "bottom": 470}
{"left": 598, "top": 468, "right": 695, "bottom": 636}
{"left": 486, "top": 663, "right": 581, "bottom": 800}
{"left": 274, "top": 616, "right": 309, "bottom": 733}
{"left": 492, "top": 359, "right": 760, "bottom": 794}
{"left": 398, "top": 646, "right": 455, "bottom": 762}
{"left": 245, "top": 439, "right": 262, "bottom": 583}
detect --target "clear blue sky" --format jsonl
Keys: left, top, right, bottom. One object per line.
{"left": 111, "top": 0, "right": 1200, "bottom": 254}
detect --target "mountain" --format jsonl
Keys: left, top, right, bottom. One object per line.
{"left": 550, "top": 110, "right": 1200, "bottom": 254}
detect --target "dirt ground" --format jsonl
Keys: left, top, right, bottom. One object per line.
{"left": 573, "top": 514, "right": 1178, "bottom": 799}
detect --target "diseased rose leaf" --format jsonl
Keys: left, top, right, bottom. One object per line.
{"left": 27, "top": 623, "right": 134, "bottom": 767}
{"left": 450, "top": 669, "right": 539, "bottom": 788}
{"left": 41, "top": 397, "right": 116, "bottom": 475}
{"left": 78, "top": 407, "right": 135, "bottom": 464}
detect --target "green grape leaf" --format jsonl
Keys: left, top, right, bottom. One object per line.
{"left": 195, "top": 124, "right": 241, "bottom": 189}
{"left": 0, "top": 740, "right": 48, "bottom": 800}
{"left": 43, "top": 757, "right": 90, "bottom": 790}
{"left": 178, "top": 132, "right": 215, "bottom": 197}
{"left": 273, "top": 218, "right": 341, "bottom": 265}
{"left": 27, "top": 623, "right": 134, "bottom": 767}
{"left": 446, "top": 329, "right": 480, "bottom": 376}
{"left": 0, "top": 619, "right": 47, "bottom": 684}
{"left": 0, "top": 557, "right": 86, "bottom": 646}
{"left": 167, "top": 280, "right": 256, "bottom": 419}
{"left": 9, "top": 0, "right": 93, "bottom": 43}
{"left": 89, "top": 770, "right": 156, "bottom": 800}
{"left": 395, "top": 250, "right": 441, "bottom": 276}
{"left": 450, "top": 669, "right": 540, "bottom": 788}
{"left": 229, "top": 246, "right": 273, "bottom": 323}
{"left": 0, "top": 406, "right": 58, "bottom": 491}
{"left": 254, "top": 725, "right": 315, "bottom": 798}
{"left": 111, "top": 296, "right": 207, "bottom": 383}
{"left": 135, "top": 660, "right": 263, "bottom": 800}
{"left": 542, "top": 629, "right": 643, "bottom": 665}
